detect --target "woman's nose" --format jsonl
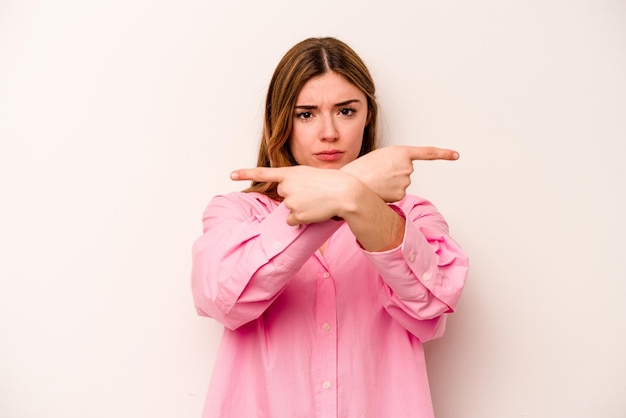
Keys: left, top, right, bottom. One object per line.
{"left": 320, "top": 114, "right": 338, "bottom": 142}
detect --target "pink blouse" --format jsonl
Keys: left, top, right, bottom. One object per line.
{"left": 191, "top": 192, "right": 468, "bottom": 417}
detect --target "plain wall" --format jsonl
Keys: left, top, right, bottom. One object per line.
{"left": 1, "top": 0, "right": 625, "bottom": 417}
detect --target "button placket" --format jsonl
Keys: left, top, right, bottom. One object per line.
{"left": 314, "top": 267, "right": 338, "bottom": 416}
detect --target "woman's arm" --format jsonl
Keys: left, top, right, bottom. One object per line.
{"left": 363, "top": 197, "right": 469, "bottom": 341}
{"left": 191, "top": 193, "right": 341, "bottom": 330}
{"left": 339, "top": 147, "right": 467, "bottom": 340}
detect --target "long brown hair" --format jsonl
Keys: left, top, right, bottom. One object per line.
{"left": 244, "top": 37, "right": 379, "bottom": 200}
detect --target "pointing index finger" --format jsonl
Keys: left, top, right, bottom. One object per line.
{"left": 230, "top": 167, "right": 287, "bottom": 183}
{"left": 406, "top": 146, "right": 460, "bottom": 161}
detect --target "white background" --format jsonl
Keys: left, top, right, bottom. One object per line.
{"left": 1, "top": 1, "right": 625, "bottom": 417}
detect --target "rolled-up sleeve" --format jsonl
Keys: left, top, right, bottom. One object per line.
{"left": 362, "top": 197, "right": 469, "bottom": 341}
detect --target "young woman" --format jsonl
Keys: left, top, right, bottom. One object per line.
{"left": 191, "top": 37, "right": 468, "bottom": 418}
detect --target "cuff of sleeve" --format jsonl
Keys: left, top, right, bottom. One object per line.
{"left": 362, "top": 203, "right": 440, "bottom": 295}
{"left": 258, "top": 203, "right": 307, "bottom": 259}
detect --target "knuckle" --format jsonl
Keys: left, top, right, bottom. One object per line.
{"left": 290, "top": 212, "right": 305, "bottom": 223}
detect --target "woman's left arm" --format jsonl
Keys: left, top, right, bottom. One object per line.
{"left": 358, "top": 197, "right": 469, "bottom": 341}
{"left": 335, "top": 145, "right": 467, "bottom": 339}
{"left": 287, "top": 171, "right": 468, "bottom": 341}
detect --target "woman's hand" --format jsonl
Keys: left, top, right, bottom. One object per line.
{"left": 230, "top": 166, "right": 361, "bottom": 225}
{"left": 340, "top": 146, "right": 459, "bottom": 202}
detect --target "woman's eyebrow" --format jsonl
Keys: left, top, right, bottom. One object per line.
{"left": 335, "top": 99, "right": 361, "bottom": 107}
{"left": 294, "top": 99, "right": 362, "bottom": 109}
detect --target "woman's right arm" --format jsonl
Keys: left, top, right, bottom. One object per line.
{"left": 191, "top": 193, "right": 341, "bottom": 330}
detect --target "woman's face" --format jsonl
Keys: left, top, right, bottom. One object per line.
{"left": 289, "top": 71, "right": 369, "bottom": 169}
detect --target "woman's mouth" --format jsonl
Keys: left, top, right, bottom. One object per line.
{"left": 314, "top": 150, "right": 344, "bottom": 161}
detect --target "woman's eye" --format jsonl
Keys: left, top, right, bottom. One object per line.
{"left": 297, "top": 112, "right": 313, "bottom": 119}
{"left": 339, "top": 108, "right": 356, "bottom": 116}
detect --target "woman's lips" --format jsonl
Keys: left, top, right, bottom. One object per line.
{"left": 314, "top": 150, "right": 344, "bottom": 161}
